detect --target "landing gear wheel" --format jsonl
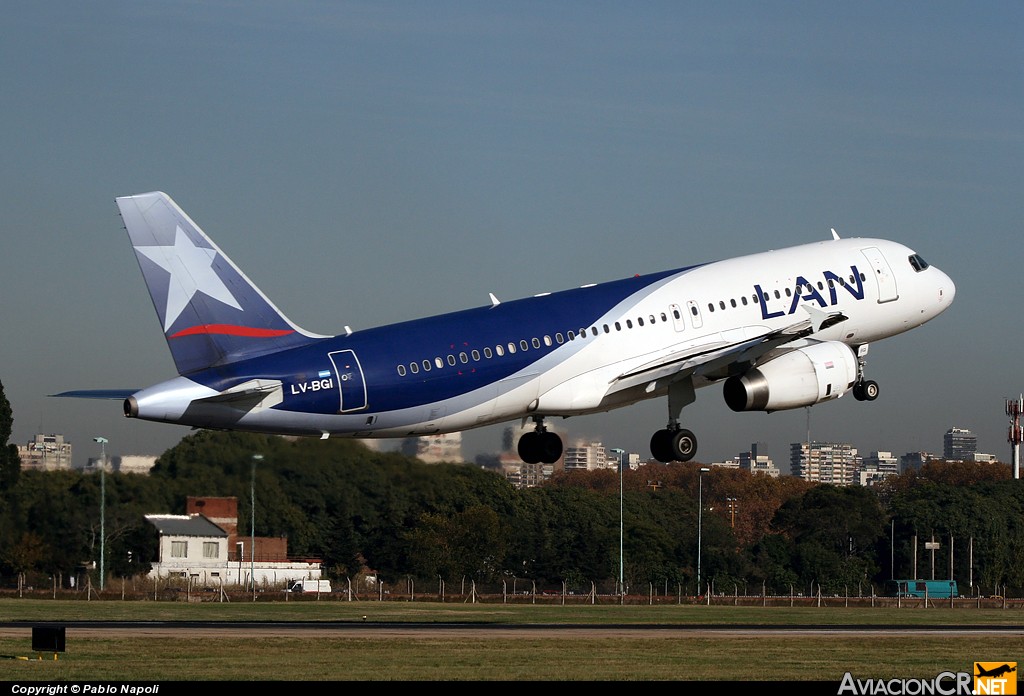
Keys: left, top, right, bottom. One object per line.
{"left": 651, "top": 429, "right": 673, "bottom": 463}
{"left": 651, "top": 428, "right": 698, "bottom": 463}
{"left": 670, "top": 428, "right": 698, "bottom": 462}
{"left": 518, "top": 431, "right": 541, "bottom": 464}
{"left": 853, "top": 380, "right": 879, "bottom": 402}
{"left": 861, "top": 380, "right": 879, "bottom": 401}
{"left": 539, "top": 431, "right": 563, "bottom": 463}
{"left": 518, "top": 430, "right": 564, "bottom": 464}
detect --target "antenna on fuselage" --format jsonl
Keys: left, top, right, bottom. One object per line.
{"left": 831, "top": 228, "right": 841, "bottom": 240}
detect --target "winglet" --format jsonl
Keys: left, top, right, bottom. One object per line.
{"left": 802, "top": 304, "right": 848, "bottom": 332}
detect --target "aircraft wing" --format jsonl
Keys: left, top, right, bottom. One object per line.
{"left": 612, "top": 306, "right": 847, "bottom": 389}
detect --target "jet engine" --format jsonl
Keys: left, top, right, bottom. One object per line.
{"left": 723, "top": 341, "right": 858, "bottom": 412}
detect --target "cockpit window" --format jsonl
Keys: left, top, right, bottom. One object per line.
{"left": 908, "top": 254, "right": 930, "bottom": 272}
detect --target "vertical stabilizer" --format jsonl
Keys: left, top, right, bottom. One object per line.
{"left": 116, "top": 192, "right": 324, "bottom": 375}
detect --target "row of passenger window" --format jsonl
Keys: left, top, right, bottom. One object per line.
{"left": 705, "top": 273, "right": 867, "bottom": 313}
{"left": 395, "top": 308, "right": 682, "bottom": 377}
{"left": 395, "top": 272, "right": 867, "bottom": 377}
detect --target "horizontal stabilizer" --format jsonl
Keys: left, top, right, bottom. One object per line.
{"left": 50, "top": 389, "right": 138, "bottom": 400}
{"left": 193, "top": 379, "right": 283, "bottom": 411}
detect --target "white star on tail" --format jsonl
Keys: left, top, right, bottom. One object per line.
{"left": 134, "top": 225, "right": 243, "bottom": 332}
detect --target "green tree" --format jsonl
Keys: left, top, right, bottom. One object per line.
{"left": 0, "top": 378, "right": 20, "bottom": 490}
{"left": 773, "top": 484, "right": 886, "bottom": 593}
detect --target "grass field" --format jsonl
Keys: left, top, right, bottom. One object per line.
{"left": 0, "top": 598, "right": 1021, "bottom": 682}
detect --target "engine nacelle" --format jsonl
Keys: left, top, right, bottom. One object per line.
{"left": 723, "top": 341, "right": 858, "bottom": 412}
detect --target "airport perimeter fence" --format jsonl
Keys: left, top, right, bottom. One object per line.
{"left": 2, "top": 573, "right": 1019, "bottom": 610}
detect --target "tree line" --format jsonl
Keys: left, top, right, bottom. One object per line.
{"left": 1, "top": 381, "right": 1020, "bottom": 596}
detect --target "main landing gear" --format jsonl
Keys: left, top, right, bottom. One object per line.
{"left": 650, "top": 377, "right": 699, "bottom": 463}
{"left": 851, "top": 344, "right": 879, "bottom": 402}
{"left": 518, "top": 416, "right": 564, "bottom": 464}
{"left": 650, "top": 427, "right": 697, "bottom": 464}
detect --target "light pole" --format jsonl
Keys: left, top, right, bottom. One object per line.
{"left": 251, "top": 454, "right": 263, "bottom": 596}
{"left": 610, "top": 448, "right": 625, "bottom": 596}
{"left": 93, "top": 437, "right": 108, "bottom": 591}
{"left": 697, "top": 466, "right": 710, "bottom": 596}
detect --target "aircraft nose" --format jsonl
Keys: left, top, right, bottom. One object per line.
{"left": 942, "top": 268, "right": 955, "bottom": 305}
{"left": 936, "top": 267, "right": 955, "bottom": 308}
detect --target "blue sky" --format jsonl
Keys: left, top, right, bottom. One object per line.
{"left": 2, "top": 2, "right": 1021, "bottom": 467}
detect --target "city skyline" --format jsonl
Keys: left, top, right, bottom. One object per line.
{"left": 1, "top": 3, "right": 1020, "bottom": 468}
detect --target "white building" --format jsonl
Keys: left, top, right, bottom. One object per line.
{"left": 564, "top": 441, "right": 608, "bottom": 471}
{"left": 17, "top": 434, "right": 73, "bottom": 471}
{"left": 402, "top": 432, "right": 464, "bottom": 463}
{"left": 145, "top": 513, "right": 322, "bottom": 589}
{"left": 85, "top": 454, "right": 158, "bottom": 474}
{"left": 859, "top": 451, "right": 899, "bottom": 486}
{"left": 790, "top": 441, "right": 858, "bottom": 486}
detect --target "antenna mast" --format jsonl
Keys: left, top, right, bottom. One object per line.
{"left": 1007, "top": 395, "right": 1023, "bottom": 480}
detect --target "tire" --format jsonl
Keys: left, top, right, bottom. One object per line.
{"left": 517, "top": 432, "right": 541, "bottom": 464}
{"left": 650, "top": 429, "right": 674, "bottom": 463}
{"left": 862, "top": 380, "right": 879, "bottom": 401}
{"left": 539, "top": 431, "right": 563, "bottom": 464}
{"left": 670, "top": 429, "right": 698, "bottom": 462}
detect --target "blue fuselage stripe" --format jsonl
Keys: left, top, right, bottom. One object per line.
{"left": 193, "top": 265, "right": 698, "bottom": 413}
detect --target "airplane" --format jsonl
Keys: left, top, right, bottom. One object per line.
{"left": 56, "top": 191, "right": 956, "bottom": 464}
{"left": 975, "top": 664, "right": 1016, "bottom": 679}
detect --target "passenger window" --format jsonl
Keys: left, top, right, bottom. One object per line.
{"left": 422, "top": 360, "right": 431, "bottom": 372}
{"left": 508, "top": 342, "right": 516, "bottom": 354}
{"left": 520, "top": 340, "right": 529, "bottom": 351}
{"left": 707, "top": 303, "right": 714, "bottom": 312}
{"left": 435, "top": 357, "right": 444, "bottom": 369}
{"left": 495, "top": 345, "right": 504, "bottom": 357}
{"left": 448, "top": 355, "right": 457, "bottom": 366}
{"left": 741, "top": 296, "right": 748, "bottom": 306}
{"left": 614, "top": 322, "right": 621, "bottom": 331}
{"left": 626, "top": 319, "right": 633, "bottom": 328}
{"left": 484, "top": 347, "right": 493, "bottom": 358}
{"left": 397, "top": 365, "right": 406, "bottom": 376}
{"left": 719, "top": 300, "right": 726, "bottom": 310}
{"left": 472, "top": 350, "right": 481, "bottom": 361}
{"left": 591, "top": 327, "right": 598, "bottom": 337}
{"left": 410, "top": 362, "right": 419, "bottom": 374}
{"left": 535, "top": 337, "right": 543, "bottom": 348}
